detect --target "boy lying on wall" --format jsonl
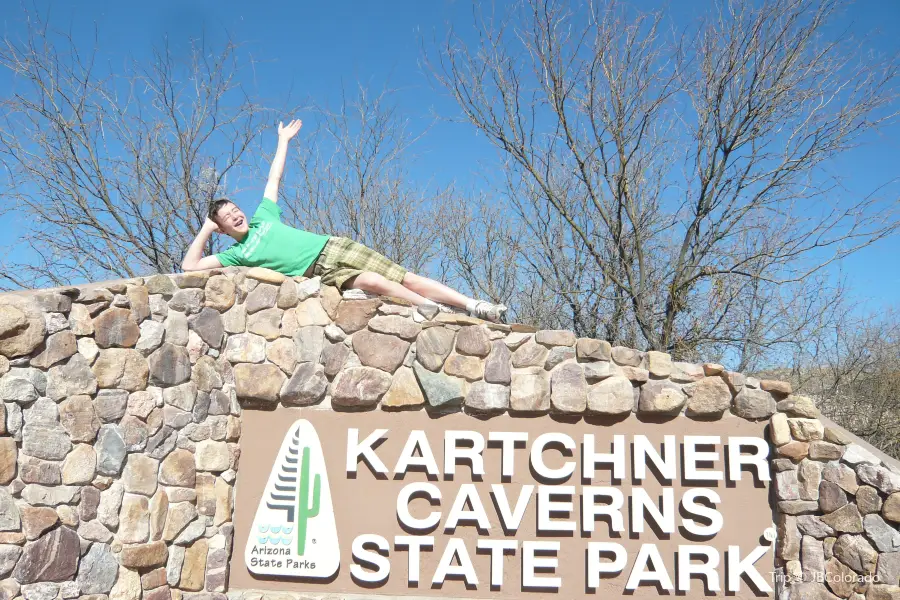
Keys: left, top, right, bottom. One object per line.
{"left": 182, "top": 119, "right": 507, "bottom": 323}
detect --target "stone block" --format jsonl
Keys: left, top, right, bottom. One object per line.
{"left": 770, "top": 413, "right": 791, "bottom": 446}
{"left": 550, "top": 363, "right": 586, "bottom": 413}
{"left": 195, "top": 440, "right": 230, "bottom": 472}
{"left": 232, "top": 363, "right": 286, "bottom": 404}
{"left": 123, "top": 454, "right": 159, "bottom": 496}
{"left": 484, "top": 341, "right": 512, "bottom": 385}
{"left": 160, "top": 449, "right": 196, "bottom": 487}
{"left": 821, "top": 503, "right": 864, "bottom": 534}
{"left": 510, "top": 367, "right": 550, "bottom": 413}
{"left": 93, "top": 307, "right": 140, "bottom": 348}
{"left": 832, "top": 534, "right": 877, "bottom": 575}
{"left": 353, "top": 330, "right": 409, "bottom": 373}
{"left": 61, "top": 443, "right": 96, "bottom": 485}
{"left": 412, "top": 362, "right": 463, "bottom": 408}
{"left": 46, "top": 355, "right": 97, "bottom": 400}
{"left": 223, "top": 333, "right": 266, "bottom": 363}
{"left": 204, "top": 276, "right": 236, "bottom": 312}
{"left": 684, "top": 376, "right": 732, "bottom": 417}
{"left": 119, "top": 541, "right": 168, "bottom": 569}
{"left": 280, "top": 363, "right": 328, "bottom": 407}
{"left": 455, "top": 326, "right": 492, "bottom": 357}
{"left": 12, "top": 526, "right": 79, "bottom": 583}
{"left": 368, "top": 315, "right": 420, "bottom": 340}
{"left": 443, "top": 353, "right": 484, "bottom": 382}
{"left": 587, "top": 376, "right": 634, "bottom": 415}
{"left": 645, "top": 351, "right": 672, "bottom": 378}
{"left": 118, "top": 494, "right": 150, "bottom": 543}
{"left": 464, "top": 380, "right": 509, "bottom": 412}
{"left": 511, "top": 341, "right": 548, "bottom": 368}
{"left": 733, "top": 387, "right": 776, "bottom": 419}
{"left": 575, "top": 338, "right": 611, "bottom": 361}
{"left": 638, "top": 380, "right": 686, "bottom": 416}
{"left": 789, "top": 418, "right": 825, "bottom": 442}
{"left": 148, "top": 343, "right": 192, "bottom": 386}
{"left": 610, "top": 346, "right": 641, "bottom": 366}
{"left": 883, "top": 493, "right": 900, "bottom": 523}
{"left": 777, "top": 395, "right": 819, "bottom": 418}
{"left": 415, "top": 327, "right": 455, "bottom": 371}
{"left": 335, "top": 299, "right": 380, "bottom": 333}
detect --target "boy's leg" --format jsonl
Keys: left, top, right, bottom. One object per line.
{"left": 323, "top": 238, "right": 507, "bottom": 321}
{"left": 402, "top": 272, "right": 508, "bottom": 322}
{"left": 345, "top": 272, "right": 432, "bottom": 306}
{"left": 400, "top": 272, "right": 474, "bottom": 309}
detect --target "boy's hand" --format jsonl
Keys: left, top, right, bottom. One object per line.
{"left": 203, "top": 218, "right": 221, "bottom": 233}
{"left": 277, "top": 119, "right": 303, "bottom": 141}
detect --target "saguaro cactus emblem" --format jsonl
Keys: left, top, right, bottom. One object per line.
{"left": 246, "top": 419, "right": 340, "bottom": 578}
{"left": 261, "top": 429, "right": 321, "bottom": 554}
{"left": 296, "top": 446, "right": 321, "bottom": 555}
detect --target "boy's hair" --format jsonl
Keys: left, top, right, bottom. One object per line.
{"left": 207, "top": 198, "right": 233, "bottom": 223}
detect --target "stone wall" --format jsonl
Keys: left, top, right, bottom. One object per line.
{"left": 0, "top": 266, "right": 897, "bottom": 600}
{"left": 771, "top": 416, "right": 900, "bottom": 599}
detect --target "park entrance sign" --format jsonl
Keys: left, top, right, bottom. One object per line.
{"left": 232, "top": 406, "right": 775, "bottom": 598}
{"left": 4, "top": 270, "right": 897, "bottom": 600}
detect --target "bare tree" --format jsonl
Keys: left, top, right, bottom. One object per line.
{"left": 788, "top": 307, "right": 900, "bottom": 459}
{"left": 0, "top": 12, "right": 272, "bottom": 289}
{"left": 284, "top": 85, "right": 448, "bottom": 275}
{"left": 437, "top": 192, "right": 523, "bottom": 307}
{"left": 427, "top": 0, "right": 900, "bottom": 360}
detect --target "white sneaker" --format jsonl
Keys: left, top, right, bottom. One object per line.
{"left": 468, "top": 301, "right": 508, "bottom": 323}
{"left": 436, "top": 303, "right": 465, "bottom": 314}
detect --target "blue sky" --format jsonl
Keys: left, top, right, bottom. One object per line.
{"left": 1, "top": 0, "right": 898, "bottom": 312}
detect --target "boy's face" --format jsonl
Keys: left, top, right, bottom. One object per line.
{"left": 214, "top": 202, "right": 249, "bottom": 237}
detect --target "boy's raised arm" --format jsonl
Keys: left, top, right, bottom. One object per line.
{"left": 263, "top": 119, "right": 303, "bottom": 204}
{"left": 182, "top": 218, "right": 224, "bottom": 271}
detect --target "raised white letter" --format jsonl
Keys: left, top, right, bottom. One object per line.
{"left": 678, "top": 545, "right": 720, "bottom": 592}
{"left": 394, "top": 536, "right": 433, "bottom": 584}
{"left": 491, "top": 484, "right": 533, "bottom": 533}
{"left": 631, "top": 488, "right": 675, "bottom": 535}
{"left": 625, "top": 544, "right": 674, "bottom": 591}
{"left": 582, "top": 434, "right": 626, "bottom": 481}
{"left": 522, "top": 541, "right": 561, "bottom": 589}
{"left": 530, "top": 433, "right": 576, "bottom": 482}
{"left": 397, "top": 482, "right": 441, "bottom": 531}
{"left": 537, "top": 485, "right": 575, "bottom": 533}
{"left": 445, "top": 484, "right": 491, "bottom": 532}
{"left": 488, "top": 431, "right": 529, "bottom": 479}
{"left": 633, "top": 435, "right": 677, "bottom": 481}
{"left": 582, "top": 487, "right": 625, "bottom": 534}
{"left": 432, "top": 538, "right": 478, "bottom": 586}
{"left": 683, "top": 436, "right": 723, "bottom": 482}
{"left": 727, "top": 545, "right": 772, "bottom": 593}
{"left": 394, "top": 430, "right": 439, "bottom": 476}
{"left": 351, "top": 534, "right": 390, "bottom": 584}
{"left": 445, "top": 430, "right": 486, "bottom": 477}
{"left": 728, "top": 437, "right": 771, "bottom": 482}
{"left": 477, "top": 539, "right": 518, "bottom": 588}
{"left": 347, "top": 428, "right": 388, "bottom": 475}
{"left": 680, "top": 489, "right": 723, "bottom": 537}
{"left": 586, "top": 542, "right": 627, "bottom": 589}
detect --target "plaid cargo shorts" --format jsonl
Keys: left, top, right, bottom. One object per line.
{"left": 310, "top": 237, "right": 407, "bottom": 289}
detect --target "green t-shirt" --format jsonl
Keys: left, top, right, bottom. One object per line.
{"left": 215, "top": 199, "right": 329, "bottom": 276}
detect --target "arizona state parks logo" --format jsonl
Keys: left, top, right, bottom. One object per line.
{"left": 245, "top": 419, "right": 340, "bottom": 578}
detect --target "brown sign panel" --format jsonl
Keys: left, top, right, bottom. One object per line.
{"left": 231, "top": 406, "right": 775, "bottom": 598}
